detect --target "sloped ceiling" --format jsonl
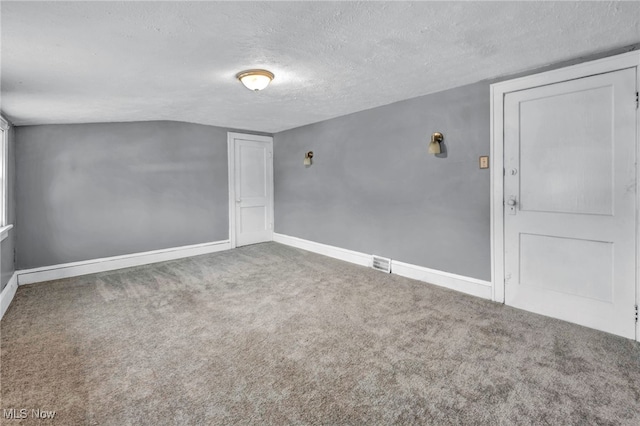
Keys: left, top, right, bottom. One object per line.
{"left": 1, "top": 1, "right": 639, "bottom": 133}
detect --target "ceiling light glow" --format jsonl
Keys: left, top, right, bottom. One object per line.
{"left": 236, "top": 69, "right": 274, "bottom": 91}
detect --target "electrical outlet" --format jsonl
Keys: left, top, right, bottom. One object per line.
{"left": 479, "top": 156, "right": 489, "bottom": 169}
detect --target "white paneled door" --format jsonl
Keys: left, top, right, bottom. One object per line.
{"left": 504, "top": 68, "right": 637, "bottom": 339}
{"left": 229, "top": 133, "right": 274, "bottom": 247}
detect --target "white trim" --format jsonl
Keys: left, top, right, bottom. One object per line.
{"left": 17, "top": 240, "right": 231, "bottom": 285}
{"left": 489, "top": 82, "right": 504, "bottom": 303}
{"left": 391, "top": 260, "right": 492, "bottom": 300}
{"left": 227, "top": 132, "right": 274, "bottom": 249}
{"left": 227, "top": 134, "right": 237, "bottom": 248}
{"left": 492, "top": 50, "right": 640, "bottom": 95}
{"left": 0, "top": 272, "right": 18, "bottom": 321}
{"left": 490, "top": 50, "right": 640, "bottom": 341}
{"left": 0, "top": 224, "right": 12, "bottom": 242}
{"left": 0, "top": 115, "right": 8, "bottom": 227}
{"left": 636, "top": 58, "right": 640, "bottom": 343}
{"left": 273, "top": 233, "right": 492, "bottom": 300}
{"left": 273, "top": 233, "right": 371, "bottom": 267}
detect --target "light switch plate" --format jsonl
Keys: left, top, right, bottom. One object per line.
{"left": 479, "top": 156, "right": 489, "bottom": 169}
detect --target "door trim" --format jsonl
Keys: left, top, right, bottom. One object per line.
{"left": 490, "top": 50, "right": 640, "bottom": 341}
{"left": 227, "top": 132, "right": 274, "bottom": 249}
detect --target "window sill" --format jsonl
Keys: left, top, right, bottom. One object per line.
{"left": 0, "top": 224, "right": 13, "bottom": 242}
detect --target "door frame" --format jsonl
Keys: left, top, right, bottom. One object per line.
{"left": 490, "top": 50, "right": 640, "bottom": 341}
{"left": 227, "top": 132, "right": 274, "bottom": 249}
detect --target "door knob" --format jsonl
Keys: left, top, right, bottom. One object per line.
{"left": 507, "top": 197, "right": 517, "bottom": 215}
{"left": 236, "top": 199, "right": 241, "bottom": 203}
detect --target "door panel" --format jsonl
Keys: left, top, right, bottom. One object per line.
{"left": 504, "top": 67, "right": 636, "bottom": 339}
{"left": 239, "top": 144, "right": 268, "bottom": 199}
{"left": 518, "top": 85, "right": 614, "bottom": 216}
{"left": 233, "top": 137, "right": 273, "bottom": 247}
{"left": 519, "top": 234, "right": 613, "bottom": 303}
{"left": 240, "top": 206, "right": 267, "bottom": 233}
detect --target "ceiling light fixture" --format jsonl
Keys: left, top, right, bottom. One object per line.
{"left": 236, "top": 69, "right": 274, "bottom": 91}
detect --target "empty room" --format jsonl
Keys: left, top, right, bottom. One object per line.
{"left": 1, "top": 1, "right": 640, "bottom": 424}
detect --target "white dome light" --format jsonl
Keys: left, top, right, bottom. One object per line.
{"left": 236, "top": 69, "right": 274, "bottom": 91}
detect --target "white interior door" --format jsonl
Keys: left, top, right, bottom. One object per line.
{"left": 230, "top": 134, "right": 273, "bottom": 247}
{"left": 504, "top": 67, "right": 637, "bottom": 339}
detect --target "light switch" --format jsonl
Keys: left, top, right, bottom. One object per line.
{"left": 479, "top": 156, "right": 489, "bottom": 169}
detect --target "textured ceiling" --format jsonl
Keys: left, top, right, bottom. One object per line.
{"left": 1, "top": 1, "right": 639, "bottom": 133}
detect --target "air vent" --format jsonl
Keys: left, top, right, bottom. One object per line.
{"left": 372, "top": 255, "right": 391, "bottom": 273}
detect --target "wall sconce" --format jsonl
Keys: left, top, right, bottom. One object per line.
{"left": 428, "top": 132, "right": 443, "bottom": 154}
{"left": 304, "top": 151, "right": 314, "bottom": 166}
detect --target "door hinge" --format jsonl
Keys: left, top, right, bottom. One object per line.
{"left": 635, "top": 305, "right": 638, "bottom": 323}
{"left": 636, "top": 92, "right": 639, "bottom": 109}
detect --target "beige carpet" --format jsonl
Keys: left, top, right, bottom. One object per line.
{"left": 1, "top": 242, "right": 639, "bottom": 425}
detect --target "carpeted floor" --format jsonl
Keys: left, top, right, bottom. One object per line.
{"left": 1, "top": 242, "right": 639, "bottom": 425}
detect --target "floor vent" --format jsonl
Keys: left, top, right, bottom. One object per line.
{"left": 372, "top": 255, "right": 391, "bottom": 273}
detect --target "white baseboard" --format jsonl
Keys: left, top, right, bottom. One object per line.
{"left": 0, "top": 272, "right": 18, "bottom": 320}
{"left": 273, "top": 233, "right": 371, "bottom": 267}
{"left": 391, "top": 260, "right": 492, "bottom": 300}
{"left": 273, "top": 233, "right": 493, "bottom": 300}
{"left": 17, "top": 240, "right": 232, "bottom": 286}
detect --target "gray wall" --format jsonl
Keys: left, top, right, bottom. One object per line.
{"left": 1, "top": 125, "right": 16, "bottom": 291}
{"left": 273, "top": 43, "right": 640, "bottom": 283}
{"left": 274, "top": 81, "right": 490, "bottom": 280}
{"left": 16, "top": 121, "right": 232, "bottom": 269}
